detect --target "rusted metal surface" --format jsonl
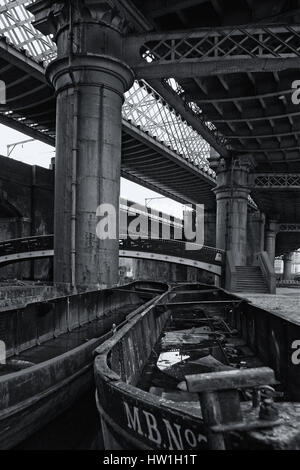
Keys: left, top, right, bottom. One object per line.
{"left": 0, "top": 281, "right": 168, "bottom": 449}
{"left": 94, "top": 282, "right": 300, "bottom": 450}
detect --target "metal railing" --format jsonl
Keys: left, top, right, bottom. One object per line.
{"left": 0, "top": 234, "right": 53, "bottom": 257}
{"left": 0, "top": 234, "right": 225, "bottom": 269}
{"left": 120, "top": 237, "right": 225, "bottom": 268}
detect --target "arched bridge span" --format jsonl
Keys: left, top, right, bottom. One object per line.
{"left": 0, "top": 236, "right": 225, "bottom": 278}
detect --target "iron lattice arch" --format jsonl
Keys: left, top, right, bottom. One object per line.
{"left": 0, "top": 0, "right": 212, "bottom": 174}
{"left": 254, "top": 174, "right": 300, "bottom": 188}
{"left": 0, "top": 0, "right": 56, "bottom": 62}
{"left": 138, "top": 26, "right": 300, "bottom": 65}
{"left": 123, "top": 80, "right": 212, "bottom": 172}
{"left": 279, "top": 224, "right": 300, "bottom": 233}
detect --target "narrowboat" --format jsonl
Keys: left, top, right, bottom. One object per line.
{"left": 94, "top": 283, "right": 300, "bottom": 450}
{"left": 0, "top": 281, "right": 168, "bottom": 449}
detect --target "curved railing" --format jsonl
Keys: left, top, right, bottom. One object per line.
{"left": 0, "top": 235, "right": 225, "bottom": 276}
{"left": 120, "top": 237, "right": 225, "bottom": 267}
{"left": 0, "top": 235, "right": 53, "bottom": 258}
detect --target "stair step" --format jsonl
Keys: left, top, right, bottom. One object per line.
{"left": 237, "top": 282, "right": 267, "bottom": 285}
{"left": 237, "top": 286, "right": 267, "bottom": 292}
{"left": 234, "top": 265, "right": 269, "bottom": 293}
{"left": 236, "top": 287, "right": 268, "bottom": 289}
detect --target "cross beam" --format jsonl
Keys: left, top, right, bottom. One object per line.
{"left": 125, "top": 25, "right": 300, "bottom": 79}
{"left": 253, "top": 174, "right": 300, "bottom": 188}
{"left": 279, "top": 224, "right": 300, "bottom": 232}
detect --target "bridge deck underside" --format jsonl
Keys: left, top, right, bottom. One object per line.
{"left": 276, "top": 232, "right": 300, "bottom": 257}
{"left": 122, "top": 121, "right": 215, "bottom": 207}
{"left": 251, "top": 189, "right": 300, "bottom": 224}
{"left": 130, "top": 0, "right": 300, "bottom": 230}
{"left": 0, "top": 0, "right": 299, "bottom": 252}
{"left": 0, "top": 39, "right": 216, "bottom": 208}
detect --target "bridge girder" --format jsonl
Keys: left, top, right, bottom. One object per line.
{"left": 279, "top": 224, "right": 300, "bottom": 233}
{"left": 125, "top": 26, "right": 300, "bottom": 79}
{"left": 252, "top": 173, "right": 300, "bottom": 189}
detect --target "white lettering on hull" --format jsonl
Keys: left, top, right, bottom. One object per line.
{"left": 123, "top": 400, "right": 207, "bottom": 450}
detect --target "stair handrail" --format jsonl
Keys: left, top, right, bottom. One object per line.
{"left": 255, "top": 251, "right": 276, "bottom": 294}
{"left": 225, "top": 250, "right": 237, "bottom": 291}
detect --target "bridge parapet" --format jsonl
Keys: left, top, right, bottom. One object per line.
{"left": 0, "top": 235, "right": 53, "bottom": 258}
{"left": 0, "top": 235, "right": 225, "bottom": 278}
{"left": 120, "top": 238, "right": 225, "bottom": 269}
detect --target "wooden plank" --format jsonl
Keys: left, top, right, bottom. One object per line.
{"left": 171, "top": 289, "right": 220, "bottom": 294}
{"left": 199, "top": 391, "right": 226, "bottom": 450}
{"left": 186, "top": 367, "right": 276, "bottom": 393}
{"left": 166, "top": 300, "right": 242, "bottom": 306}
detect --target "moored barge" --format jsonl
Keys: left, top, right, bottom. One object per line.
{"left": 94, "top": 283, "right": 300, "bottom": 450}
{"left": 0, "top": 281, "right": 168, "bottom": 449}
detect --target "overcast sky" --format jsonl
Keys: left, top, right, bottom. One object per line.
{"left": 0, "top": 124, "right": 185, "bottom": 217}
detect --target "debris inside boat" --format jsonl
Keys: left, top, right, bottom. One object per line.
{"left": 137, "top": 305, "right": 263, "bottom": 408}
{"left": 89, "top": 283, "right": 299, "bottom": 450}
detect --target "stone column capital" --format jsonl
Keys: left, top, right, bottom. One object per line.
{"left": 283, "top": 252, "right": 294, "bottom": 262}
{"left": 46, "top": 53, "right": 134, "bottom": 96}
{"left": 28, "top": 0, "right": 129, "bottom": 36}
{"left": 250, "top": 211, "right": 265, "bottom": 222}
{"left": 214, "top": 155, "right": 253, "bottom": 201}
{"left": 28, "top": 0, "right": 135, "bottom": 94}
{"left": 215, "top": 154, "right": 256, "bottom": 175}
{"left": 267, "top": 219, "right": 279, "bottom": 234}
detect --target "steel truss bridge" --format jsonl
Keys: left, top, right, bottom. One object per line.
{"left": 0, "top": 0, "right": 299, "bottom": 255}
{"left": 0, "top": 0, "right": 217, "bottom": 208}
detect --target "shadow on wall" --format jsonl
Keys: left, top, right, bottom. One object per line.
{"left": 0, "top": 199, "right": 53, "bottom": 282}
{"left": 131, "top": 258, "right": 215, "bottom": 284}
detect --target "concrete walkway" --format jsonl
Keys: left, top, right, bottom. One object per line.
{"left": 234, "top": 288, "right": 300, "bottom": 324}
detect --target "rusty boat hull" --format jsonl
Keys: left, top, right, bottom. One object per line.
{"left": 94, "top": 283, "right": 300, "bottom": 450}
{"left": 0, "top": 281, "right": 168, "bottom": 449}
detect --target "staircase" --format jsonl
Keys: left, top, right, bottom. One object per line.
{"left": 234, "top": 266, "right": 269, "bottom": 293}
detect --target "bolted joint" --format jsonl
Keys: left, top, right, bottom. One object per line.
{"left": 259, "top": 398, "right": 279, "bottom": 421}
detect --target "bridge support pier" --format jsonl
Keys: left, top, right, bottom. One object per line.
{"left": 265, "top": 220, "right": 278, "bottom": 268}
{"left": 214, "top": 158, "right": 252, "bottom": 267}
{"left": 29, "top": 1, "right": 134, "bottom": 290}
{"left": 246, "top": 211, "right": 265, "bottom": 265}
{"left": 204, "top": 210, "right": 216, "bottom": 247}
{"left": 283, "top": 252, "right": 294, "bottom": 281}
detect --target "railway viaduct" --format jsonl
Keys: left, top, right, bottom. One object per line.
{"left": 0, "top": 0, "right": 299, "bottom": 293}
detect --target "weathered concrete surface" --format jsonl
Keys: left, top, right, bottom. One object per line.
{"left": 0, "top": 156, "right": 54, "bottom": 280}
{"left": 235, "top": 288, "right": 300, "bottom": 324}
{"left": 0, "top": 285, "right": 57, "bottom": 310}
{"left": 283, "top": 252, "right": 294, "bottom": 281}
{"left": 204, "top": 210, "right": 216, "bottom": 247}
{"left": 214, "top": 160, "right": 251, "bottom": 267}
{"left": 246, "top": 211, "right": 265, "bottom": 265}
{"left": 132, "top": 258, "right": 216, "bottom": 284}
{"left": 32, "top": 1, "right": 134, "bottom": 290}
{"left": 265, "top": 220, "right": 278, "bottom": 267}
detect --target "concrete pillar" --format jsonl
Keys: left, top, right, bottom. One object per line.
{"left": 29, "top": 1, "right": 134, "bottom": 290}
{"left": 246, "top": 211, "right": 265, "bottom": 265}
{"left": 265, "top": 220, "right": 278, "bottom": 268}
{"left": 214, "top": 157, "right": 253, "bottom": 266}
{"left": 204, "top": 210, "right": 216, "bottom": 247}
{"left": 283, "top": 252, "right": 294, "bottom": 280}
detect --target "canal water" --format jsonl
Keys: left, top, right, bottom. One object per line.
{"left": 15, "top": 388, "right": 102, "bottom": 450}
